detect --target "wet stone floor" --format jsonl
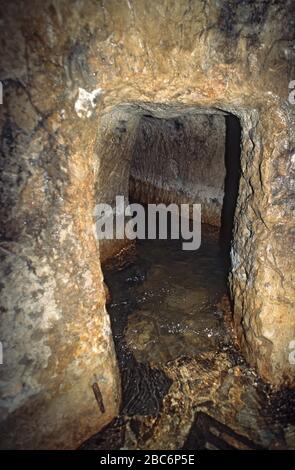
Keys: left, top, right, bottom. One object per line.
{"left": 82, "top": 226, "right": 295, "bottom": 450}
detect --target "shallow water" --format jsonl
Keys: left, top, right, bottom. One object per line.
{"left": 83, "top": 225, "right": 295, "bottom": 450}
{"left": 111, "top": 225, "right": 227, "bottom": 364}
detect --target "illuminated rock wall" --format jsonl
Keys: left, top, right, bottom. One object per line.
{"left": 0, "top": 0, "right": 294, "bottom": 449}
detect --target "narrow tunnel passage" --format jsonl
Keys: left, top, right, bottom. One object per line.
{"left": 120, "top": 110, "right": 240, "bottom": 364}
{"left": 82, "top": 106, "right": 295, "bottom": 450}
{"left": 220, "top": 115, "right": 242, "bottom": 264}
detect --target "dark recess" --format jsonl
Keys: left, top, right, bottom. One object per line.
{"left": 219, "top": 114, "right": 242, "bottom": 270}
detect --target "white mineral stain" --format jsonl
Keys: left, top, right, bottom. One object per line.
{"left": 75, "top": 87, "right": 103, "bottom": 118}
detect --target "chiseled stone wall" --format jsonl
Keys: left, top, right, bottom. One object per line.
{"left": 129, "top": 111, "right": 226, "bottom": 226}
{"left": 0, "top": 0, "right": 294, "bottom": 449}
{"left": 96, "top": 104, "right": 226, "bottom": 263}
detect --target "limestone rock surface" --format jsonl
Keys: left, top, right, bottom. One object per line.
{"left": 0, "top": 0, "right": 294, "bottom": 449}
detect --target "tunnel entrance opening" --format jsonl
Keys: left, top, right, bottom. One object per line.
{"left": 82, "top": 103, "right": 295, "bottom": 450}
{"left": 99, "top": 104, "right": 243, "bottom": 418}
{"left": 127, "top": 109, "right": 242, "bottom": 273}
{"left": 118, "top": 109, "right": 242, "bottom": 363}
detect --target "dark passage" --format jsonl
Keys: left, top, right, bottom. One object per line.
{"left": 104, "top": 226, "right": 228, "bottom": 414}
{"left": 81, "top": 112, "right": 294, "bottom": 451}
{"left": 82, "top": 229, "right": 294, "bottom": 450}
{"left": 105, "top": 111, "right": 241, "bottom": 418}
{"left": 219, "top": 115, "right": 242, "bottom": 263}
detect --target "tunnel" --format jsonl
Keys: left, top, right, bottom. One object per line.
{"left": 96, "top": 104, "right": 241, "bottom": 265}
{"left": 96, "top": 104, "right": 243, "bottom": 423}
{"left": 0, "top": 0, "right": 294, "bottom": 452}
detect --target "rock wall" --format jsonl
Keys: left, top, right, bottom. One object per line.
{"left": 129, "top": 112, "right": 226, "bottom": 226}
{"left": 0, "top": 0, "right": 294, "bottom": 449}
{"left": 96, "top": 104, "right": 226, "bottom": 263}
{"left": 94, "top": 105, "right": 140, "bottom": 263}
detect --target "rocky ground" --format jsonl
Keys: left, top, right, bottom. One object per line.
{"left": 81, "top": 339, "right": 295, "bottom": 450}
{"left": 81, "top": 236, "right": 295, "bottom": 451}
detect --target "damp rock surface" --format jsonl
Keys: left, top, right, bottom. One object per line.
{"left": 0, "top": 0, "right": 294, "bottom": 449}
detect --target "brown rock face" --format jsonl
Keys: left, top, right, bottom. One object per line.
{"left": 130, "top": 109, "right": 226, "bottom": 226}
{"left": 0, "top": 0, "right": 294, "bottom": 449}
{"left": 96, "top": 104, "right": 227, "bottom": 262}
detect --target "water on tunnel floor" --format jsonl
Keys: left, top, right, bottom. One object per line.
{"left": 105, "top": 224, "right": 227, "bottom": 364}
{"left": 82, "top": 224, "right": 295, "bottom": 450}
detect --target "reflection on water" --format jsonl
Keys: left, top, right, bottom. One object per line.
{"left": 127, "top": 226, "right": 227, "bottom": 362}
{"left": 105, "top": 225, "right": 228, "bottom": 365}
{"left": 82, "top": 225, "right": 295, "bottom": 450}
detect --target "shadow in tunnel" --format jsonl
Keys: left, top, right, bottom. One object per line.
{"left": 219, "top": 114, "right": 242, "bottom": 272}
